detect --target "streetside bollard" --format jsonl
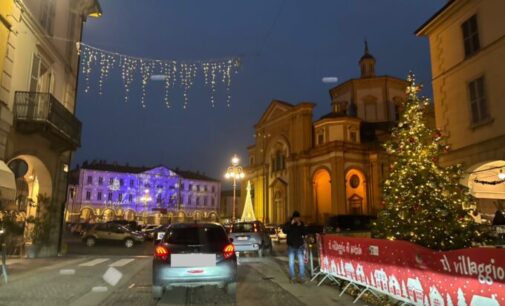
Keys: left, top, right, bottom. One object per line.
{"left": 1, "top": 241, "right": 8, "bottom": 284}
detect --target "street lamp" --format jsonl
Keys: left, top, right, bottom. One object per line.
{"left": 141, "top": 189, "right": 152, "bottom": 225}
{"left": 224, "top": 154, "right": 245, "bottom": 222}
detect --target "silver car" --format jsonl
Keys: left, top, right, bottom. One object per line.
{"left": 152, "top": 223, "right": 237, "bottom": 299}
{"left": 228, "top": 221, "right": 272, "bottom": 257}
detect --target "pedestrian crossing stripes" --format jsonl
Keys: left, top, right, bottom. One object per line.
{"left": 108, "top": 258, "right": 135, "bottom": 267}
{"left": 79, "top": 258, "right": 110, "bottom": 267}
{"left": 78, "top": 258, "right": 137, "bottom": 267}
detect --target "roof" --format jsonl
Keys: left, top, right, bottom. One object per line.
{"left": 80, "top": 162, "right": 151, "bottom": 174}
{"left": 175, "top": 170, "right": 220, "bottom": 182}
{"left": 77, "top": 162, "right": 219, "bottom": 182}
{"left": 415, "top": 0, "right": 455, "bottom": 35}
{"left": 318, "top": 111, "right": 348, "bottom": 120}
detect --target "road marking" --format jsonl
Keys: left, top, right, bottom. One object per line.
{"left": 109, "top": 258, "right": 135, "bottom": 267}
{"left": 79, "top": 258, "right": 109, "bottom": 267}
{"left": 103, "top": 267, "right": 123, "bottom": 286}
{"left": 60, "top": 269, "right": 76, "bottom": 275}
{"left": 128, "top": 283, "right": 135, "bottom": 289}
{"left": 91, "top": 286, "right": 108, "bottom": 293}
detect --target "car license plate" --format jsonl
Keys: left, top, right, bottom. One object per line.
{"left": 171, "top": 254, "right": 216, "bottom": 267}
{"left": 156, "top": 232, "right": 165, "bottom": 240}
{"left": 237, "top": 236, "right": 248, "bottom": 241}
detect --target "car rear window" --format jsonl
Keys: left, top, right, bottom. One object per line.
{"left": 164, "top": 227, "right": 227, "bottom": 245}
{"left": 231, "top": 223, "right": 255, "bottom": 233}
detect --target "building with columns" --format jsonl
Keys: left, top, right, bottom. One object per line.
{"left": 0, "top": 0, "right": 100, "bottom": 256}
{"left": 416, "top": 0, "right": 505, "bottom": 217}
{"left": 243, "top": 44, "right": 408, "bottom": 225}
{"left": 66, "top": 162, "right": 221, "bottom": 225}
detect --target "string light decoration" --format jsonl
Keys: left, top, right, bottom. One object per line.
{"left": 372, "top": 72, "right": 483, "bottom": 251}
{"left": 77, "top": 43, "right": 241, "bottom": 109}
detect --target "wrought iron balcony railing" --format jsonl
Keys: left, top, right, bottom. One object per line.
{"left": 14, "top": 91, "right": 82, "bottom": 149}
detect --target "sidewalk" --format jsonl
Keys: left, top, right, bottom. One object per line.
{"left": 242, "top": 256, "right": 368, "bottom": 306}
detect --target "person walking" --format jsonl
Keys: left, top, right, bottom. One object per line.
{"left": 283, "top": 211, "right": 306, "bottom": 284}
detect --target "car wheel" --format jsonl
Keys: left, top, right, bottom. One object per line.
{"left": 226, "top": 282, "right": 237, "bottom": 295}
{"left": 152, "top": 285, "right": 164, "bottom": 299}
{"left": 124, "top": 238, "right": 134, "bottom": 248}
{"left": 85, "top": 237, "right": 96, "bottom": 247}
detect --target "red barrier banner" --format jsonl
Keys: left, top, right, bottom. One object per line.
{"left": 318, "top": 235, "right": 505, "bottom": 306}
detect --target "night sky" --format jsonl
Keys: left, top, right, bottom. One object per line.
{"left": 74, "top": 0, "right": 445, "bottom": 186}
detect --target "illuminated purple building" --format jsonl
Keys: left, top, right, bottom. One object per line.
{"left": 65, "top": 163, "right": 221, "bottom": 224}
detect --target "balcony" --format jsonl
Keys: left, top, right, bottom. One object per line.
{"left": 14, "top": 91, "right": 81, "bottom": 150}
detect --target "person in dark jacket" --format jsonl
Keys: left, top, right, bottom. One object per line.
{"left": 283, "top": 211, "right": 306, "bottom": 283}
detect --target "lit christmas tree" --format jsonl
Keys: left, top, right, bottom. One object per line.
{"left": 373, "top": 73, "right": 481, "bottom": 250}
{"left": 240, "top": 180, "right": 257, "bottom": 222}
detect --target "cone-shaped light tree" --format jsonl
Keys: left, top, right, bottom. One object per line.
{"left": 373, "top": 73, "right": 482, "bottom": 250}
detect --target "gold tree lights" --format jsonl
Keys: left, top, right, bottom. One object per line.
{"left": 372, "top": 72, "right": 482, "bottom": 251}
{"left": 77, "top": 43, "right": 241, "bottom": 109}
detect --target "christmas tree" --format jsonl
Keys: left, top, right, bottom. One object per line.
{"left": 372, "top": 73, "right": 481, "bottom": 250}
{"left": 240, "top": 180, "right": 257, "bottom": 222}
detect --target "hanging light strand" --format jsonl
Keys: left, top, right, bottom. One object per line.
{"left": 77, "top": 42, "right": 241, "bottom": 109}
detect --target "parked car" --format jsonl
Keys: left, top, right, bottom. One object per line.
{"left": 265, "top": 225, "right": 278, "bottom": 242}
{"left": 276, "top": 226, "right": 287, "bottom": 241}
{"left": 323, "top": 215, "right": 376, "bottom": 237}
{"left": 82, "top": 222, "right": 145, "bottom": 248}
{"left": 106, "top": 220, "right": 141, "bottom": 232}
{"left": 228, "top": 221, "right": 272, "bottom": 257}
{"left": 141, "top": 224, "right": 162, "bottom": 240}
{"left": 152, "top": 222, "right": 237, "bottom": 299}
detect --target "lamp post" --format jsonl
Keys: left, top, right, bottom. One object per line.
{"left": 141, "top": 189, "right": 152, "bottom": 225}
{"left": 224, "top": 155, "right": 245, "bottom": 222}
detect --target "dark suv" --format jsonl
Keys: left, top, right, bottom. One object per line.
{"left": 323, "top": 215, "right": 375, "bottom": 237}
{"left": 152, "top": 223, "right": 237, "bottom": 299}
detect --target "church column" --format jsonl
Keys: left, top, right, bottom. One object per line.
{"left": 331, "top": 156, "right": 346, "bottom": 215}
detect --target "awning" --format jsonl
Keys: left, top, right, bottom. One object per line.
{"left": 0, "top": 160, "right": 16, "bottom": 201}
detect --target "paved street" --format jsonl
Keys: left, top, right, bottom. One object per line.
{"left": 0, "top": 237, "right": 364, "bottom": 306}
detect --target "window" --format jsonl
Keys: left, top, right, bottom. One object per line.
{"left": 462, "top": 15, "right": 480, "bottom": 57}
{"left": 85, "top": 191, "right": 91, "bottom": 201}
{"left": 189, "top": 184, "right": 193, "bottom": 191}
{"left": 39, "top": 0, "right": 56, "bottom": 35}
{"left": 29, "top": 54, "right": 53, "bottom": 93}
{"left": 365, "top": 102, "right": 377, "bottom": 121}
{"left": 468, "top": 77, "right": 489, "bottom": 123}
{"left": 196, "top": 197, "right": 200, "bottom": 206}
{"left": 128, "top": 194, "right": 133, "bottom": 202}
{"left": 350, "top": 131, "right": 357, "bottom": 143}
{"left": 109, "top": 178, "right": 114, "bottom": 185}
{"left": 180, "top": 183, "right": 185, "bottom": 190}
{"left": 318, "top": 134, "right": 324, "bottom": 145}
{"left": 157, "top": 194, "right": 162, "bottom": 204}
{"left": 203, "top": 197, "right": 207, "bottom": 206}
{"left": 130, "top": 179, "right": 134, "bottom": 187}
{"left": 87, "top": 176, "right": 92, "bottom": 184}
{"left": 120, "top": 179, "right": 124, "bottom": 186}
{"left": 118, "top": 193, "right": 123, "bottom": 202}
{"left": 108, "top": 192, "right": 113, "bottom": 201}
{"left": 97, "top": 192, "right": 102, "bottom": 201}
{"left": 211, "top": 186, "right": 215, "bottom": 193}
{"left": 98, "top": 177, "right": 103, "bottom": 185}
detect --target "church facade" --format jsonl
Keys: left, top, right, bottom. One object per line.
{"left": 242, "top": 44, "right": 409, "bottom": 225}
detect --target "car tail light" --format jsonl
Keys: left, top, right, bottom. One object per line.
{"left": 223, "top": 243, "right": 235, "bottom": 259}
{"left": 154, "top": 245, "right": 170, "bottom": 261}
